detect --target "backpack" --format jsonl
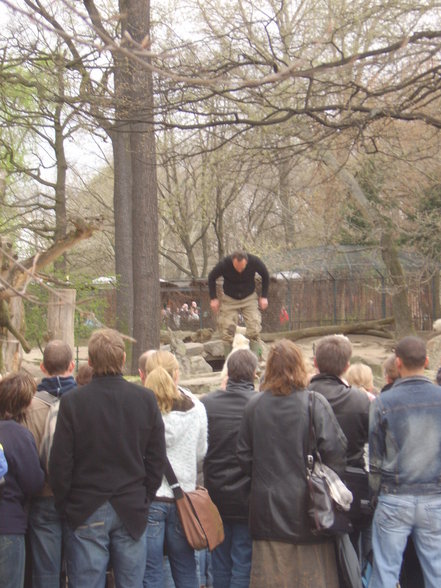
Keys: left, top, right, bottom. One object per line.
{"left": 36, "top": 390, "right": 60, "bottom": 473}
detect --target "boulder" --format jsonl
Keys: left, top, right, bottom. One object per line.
{"left": 184, "top": 342, "right": 205, "bottom": 357}
{"left": 203, "top": 340, "right": 225, "bottom": 358}
{"left": 189, "top": 355, "right": 213, "bottom": 374}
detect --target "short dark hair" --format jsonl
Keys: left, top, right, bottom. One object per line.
{"left": 231, "top": 250, "right": 248, "bottom": 262}
{"left": 76, "top": 363, "right": 93, "bottom": 386}
{"left": 227, "top": 349, "right": 257, "bottom": 382}
{"left": 0, "top": 372, "right": 36, "bottom": 422}
{"left": 43, "top": 340, "right": 73, "bottom": 375}
{"left": 383, "top": 353, "right": 399, "bottom": 383}
{"left": 315, "top": 335, "right": 352, "bottom": 376}
{"left": 88, "top": 329, "right": 125, "bottom": 376}
{"left": 395, "top": 336, "right": 427, "bottom": 369}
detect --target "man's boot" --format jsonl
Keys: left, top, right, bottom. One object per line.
{"left": 249, "top": 339, "right": 263, "bottom": 360}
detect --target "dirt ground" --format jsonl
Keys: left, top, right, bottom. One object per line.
{"left": 21, "top": 332, "right": 438, "bottom": 390}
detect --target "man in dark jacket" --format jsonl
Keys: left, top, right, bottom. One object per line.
{"left": 208, "top": 250, "right": 269, "bottom": 357}
{"left": 309, "top": 335, "right": 371, "bottom": 559}
{"left": 309, "top": 335, "right": 370, "bottom": 468}
{"left": 49, "top": 329, "right": 167, "bottom": 588}
{"left": 201, "top": 349, "right": 258, "bottom": 588}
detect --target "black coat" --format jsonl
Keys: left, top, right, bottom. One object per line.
{"left": 49, "top": 374, "right": 166, "bottom": 540}
{"left": 308, "top": 374, "right": 370, "bottom": 468}
{"left": 237, "top": 388, "right": 347, "bottom": 544}
{"left": 201, "top": 379, "right": 256, "bottom": 522}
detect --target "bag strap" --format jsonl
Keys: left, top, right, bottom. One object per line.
{"left": 36, "top": 390, "right": 59, "bottom": 407}
{"left": 164, "top": 458, "right": 184, "bottom": 500}
{"left": 307, "top": 392, "right": 323, "bottom": 472}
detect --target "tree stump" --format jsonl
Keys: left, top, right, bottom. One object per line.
{"left": 48, "top": 289, "right": 76, "bottom": 351}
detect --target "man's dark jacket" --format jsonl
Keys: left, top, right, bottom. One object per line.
{"left": 49, "top": 374, "right": 167, "bottom": 540}
{"left": 201, "top": 379, "right": 256, "bottom": 521}
{"left": 308, "top": 374, "right": 370, "bottom": 468}
{"left": 208, "top": 254, "right": 269, "bottom": 300}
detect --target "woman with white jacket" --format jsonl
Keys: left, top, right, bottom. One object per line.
{"left": 143, "top": 351, "right": 207, "bottom": 588}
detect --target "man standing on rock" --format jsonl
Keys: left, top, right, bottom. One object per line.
{"left": 208, "top": 250, "right": 269, "bottom": 357}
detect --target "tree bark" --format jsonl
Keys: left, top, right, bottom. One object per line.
{"left": 112, "top": 7, "right": 134, "bottom": 340}
{"left": 380, "top": 231, "right": 416, "bottom": 338}
{"left": 127, "top": 0, "right": 160, "bottom": 372}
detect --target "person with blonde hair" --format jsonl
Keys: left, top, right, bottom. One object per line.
{"left": 143, "top": 351, "right": 208, "bottom": 588}
{"left": 237, "top": 339, "right": 347, "bottom": 588}
{"left": 346, "top": 363, "right": 377, "bottom": 400}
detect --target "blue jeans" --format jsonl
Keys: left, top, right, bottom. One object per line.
{"left": 211, "top": 521, "right": 252, "bottom": 588}
{"left": 0, "top": 534, "right": 25, "bottom": 588}
{"left": 28, "top": 496, "right": 63, "bottom": 588}
{"left": 370, "top": 493, "right": 441, "bottom": 588}
{"left": 143, "top": 500, "right": 198, "bottom": 588}
{"left": 64, "top": 501, "right": 146, "bottom": 588}
{"left": 197, "top": 548, "right": 213, "bottom": 587}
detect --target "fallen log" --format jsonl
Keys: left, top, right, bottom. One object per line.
{"left": 261, "top": 317, "right": 395, "bottom": 342}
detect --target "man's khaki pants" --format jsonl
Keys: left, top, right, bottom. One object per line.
{"left": 218, "top": 292, "right": 262, "bottom": 344}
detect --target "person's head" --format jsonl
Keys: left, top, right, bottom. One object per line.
{"left": 144, "top": 366, "right": 180, "bottom": 414}
{"left": 395, "top": 336, "right": 428, "bottom": 374}
{"left": 145, "top": 350, "right": 179, "bottom": 383}
{"left": 436, "top": 366, "right": 441, "bottom": 386}
{"left": 0, "top": 372, "right": 36, "bottom": 422}
{"left": 383, "top": 353, "right": 399, "bottom": 384}
{"left": 262, "top": 339, "right": 309, "bottom": 396}
{"left": 76, "top": 363, "right": 93, "bottom": 386}
{"left": 41, "top": 340, "right": 74, "bottom": 376}
{"left": 346, "top": 363, "right": 374, "bottom": 392}
{"left": 227, "top": 349, "right": 258, "bottom": 383}
{"left": 231, "top": 250, "right": 248, "bottom": 273}
{"left": 314, "top": 335, "right": 352, "bottom": 377}
{"left": 88, "top": 329, "right": 126, "bottom": 376}
{"left": 138, "top": 349, "right": 157, "bottom": 384}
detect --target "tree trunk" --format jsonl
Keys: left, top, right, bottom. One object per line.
{"left": 128, "top": 0, "right": 160, "bottom": 372}
{"left": 261, "top": 317, "right": 395, "bottom": 342}
{"left": 380, "top": 231, "right": 415, "bottom": 338}
{"left": 112, "top": 20, "right": 134, "bottom": 340}
{"left": 321, "top": 150, "right": 415, "bottom": 338}
{"left": 53, "top": 59, "right": 68, "bottom": 275}
{"left": 278, "top": 158, "right": 295, "bottom": 248}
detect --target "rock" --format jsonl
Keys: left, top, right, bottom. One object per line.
{"left": 189, "top": 356, "right": 213, "bottom": 374}
{"left": 184, "top": 342, "right": 205, "bottom": 357}
{"left": 191, "top": 329, "right": 214, "bottom": 343}
{"left": 180, "top": 372, "right": 223, "bottom": 396}
{"left": 203, "top": 340, "right": 225, "bottom": 358}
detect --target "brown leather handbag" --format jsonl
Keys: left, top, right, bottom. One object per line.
{"left": 165, "top": 459, "right": 225, "bottom": 551}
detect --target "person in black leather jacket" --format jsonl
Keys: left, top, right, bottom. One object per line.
{"left": 201, "top": 349, "right": 258, "bottom": 588}
{"left": 237, "top": 339, "right": 347, "bottom": 588}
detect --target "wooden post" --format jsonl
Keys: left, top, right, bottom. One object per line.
{"left": 47, "top": 289, "right": 76, "bottom": 351}
{"left": 4, "top": 297, "right": 25, "bottom": 372}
